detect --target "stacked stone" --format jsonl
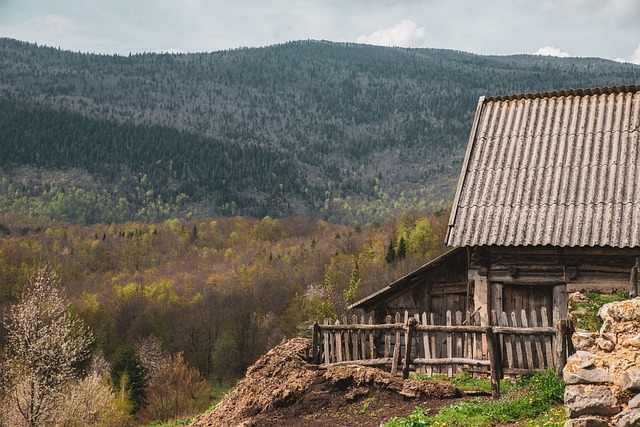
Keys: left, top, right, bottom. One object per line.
{"left": 563, "top": 297, "right": 640, "bottom": 427}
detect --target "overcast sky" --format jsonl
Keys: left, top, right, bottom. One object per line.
{"left": 1, "top": 0, "right": 639, "bottom": 63}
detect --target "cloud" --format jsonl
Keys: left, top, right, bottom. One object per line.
{"left": 612, "top": 43, "right": 640, "bottom": 64}
{"left": 631, "top": 43, "right": 640, "bottom": 65}
{"left": 534, "top": 46, "right": 570, "bottom": 57}
{"left": 355, "top": 19, "right": 427, "bottom": 47}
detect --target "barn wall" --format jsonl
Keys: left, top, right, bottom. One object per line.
{"left": 369, "top": 249, "right": 469, "bottom": 324}
{"left": 469, "top": 246, "right": 640, "bottom": 324}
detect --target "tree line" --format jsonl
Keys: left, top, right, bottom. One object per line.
{"left": 0, "top": 210, "right": 449, "bottom": 424}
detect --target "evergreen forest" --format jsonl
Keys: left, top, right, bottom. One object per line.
{"left": 2, "top": 38, "right": 639, "bottom": 224}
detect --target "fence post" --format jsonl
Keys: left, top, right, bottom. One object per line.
{"left": 403, "top": 317, "right": 417, "bottom": 379}
{"left": 555, "top": 319, "right": 568, "bottom": 382}
{"left": 486, "top": 327, "right": 501, "bottom": 399}
{"left": 312, "top": 322, "right": 320, "bottom": 364}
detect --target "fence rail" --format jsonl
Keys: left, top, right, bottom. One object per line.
{"left": 311, "top": 308, "right": 570, "bottom": 398}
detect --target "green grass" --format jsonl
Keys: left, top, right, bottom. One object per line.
{"left": 412, "top": 372, "right": 516, "bottom": 395}
{"left": 569, "top": 290, "right": 628, "bottom": 331}
{"left": 385, "top": 369, "right": 566, "bottom": 427}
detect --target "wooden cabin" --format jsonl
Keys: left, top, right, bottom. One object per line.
{"left": 354, "top": 85, "right": 640, "bottom": 325}
{"left": 447, "top": 85, "right": 640, "bottom": 324}
{"left": 349, "top": 247, "right": 468, "bottom": 323}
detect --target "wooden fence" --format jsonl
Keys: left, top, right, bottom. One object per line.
{"left": 311, "top": 308, "right": 571, "bottom": 398}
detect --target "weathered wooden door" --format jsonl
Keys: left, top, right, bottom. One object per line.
{"left": 502, "top": 284, "right": 553, "bottom": 324}
{"left": 430, "top": 292, "right": 467, "bottom": 365}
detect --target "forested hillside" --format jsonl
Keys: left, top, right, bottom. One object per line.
{"left": 1, "top": 38, "right": 639, "bottom": 223}
{"left": 0, "top": 211, "right": 448, "bottom": 423}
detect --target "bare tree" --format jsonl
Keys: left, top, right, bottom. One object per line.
{"left": 2, "top": 266, "right": 93, "bottom": 426}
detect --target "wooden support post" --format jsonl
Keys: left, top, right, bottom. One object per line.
{"left": 403, "top": 317, "right": 417, "bottom": 379}
{"left": 324, "top": 319, "right": 331, "bottom": 365}
{"left": 312, "top": 322, "right": 320, "bottom": 364}
{"left": 486, "top": 327, "right": 501, "bottom": 399}
{"left": 555, "top": 319, "right": 568, "bottom": 382}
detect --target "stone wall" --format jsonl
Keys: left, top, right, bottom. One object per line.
{"left": 563, "top": 297, "right": 640, "bottom": 427}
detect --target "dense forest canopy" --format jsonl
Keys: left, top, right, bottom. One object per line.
{"left": 2, "top": 38, "right": 639, "bottom": 224}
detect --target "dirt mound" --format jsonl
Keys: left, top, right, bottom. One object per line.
{"left": 190, "top": 338, "right": 462, "bottom": 427}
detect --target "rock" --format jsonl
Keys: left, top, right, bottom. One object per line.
{"left": 628, "top": 393, "right": 640, "bottom": 409}
{"left": 564, "top": 368, "right": 613, "bottom": 385}
{"left": 625, "top": 334, "right": 640, "bottom": 348}
{"left": 565, "top": 385, "right": 621, "bottom": 418}
{"left": 596, "top": 336, "right": 616, "bottom": 352}
{"left": 563, "top": 352, "right": 612, "bottom": 385}
{"left": 566, "top": 351, "right": 598, "bottom": 370}
{"left": 569, "top": 292, "right": 592, "bottom": 304}
{"left": 600, "top": 298, "right": 640, "bottom": 323}
{"left": 612, "top": 408, "right": 640, "bottom": 427}
{"left": 619, "top": 370, "right": 640, "bottom": 392}
{"left": 573, "top": 332, "right": 597, "bottom": 351}
{"left": 562, "top": 417, "right": 610, "bottom": 427}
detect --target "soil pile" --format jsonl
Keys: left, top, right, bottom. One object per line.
{"left": 190, "top": 338, "right": 462, "bottom": 427}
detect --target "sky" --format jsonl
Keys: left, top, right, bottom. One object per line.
{"left": 0, "top": 0, "right": 639, "bottom": 64}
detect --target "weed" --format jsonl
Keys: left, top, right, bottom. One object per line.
{"left": 385, "top": 369, "right": 565, "bottom": 427}
{"left": 414, "top": 371, "right": 515, "bottom": 395}
{"left": 570, "top": 290, "right": 627, "bottom": 331}
{"left": 359, "top": 397, "right": 377, "bottom": 414}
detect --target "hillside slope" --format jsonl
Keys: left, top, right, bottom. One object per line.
{"left": 1, "top": 38, "right": 639, "bottom": 223}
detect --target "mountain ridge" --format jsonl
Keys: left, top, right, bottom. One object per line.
{"left": 1, "top": 37, "right": 639, "bottom": 224}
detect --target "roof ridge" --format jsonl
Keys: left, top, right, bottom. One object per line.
{"left": 484, "top": 84, "right": 640, "bottom": 103}
{"left": 477, "top": 126, "right": 640, "bottom": 143}
{"left": 457, "top": 200, "right": 640, "bottom": 209}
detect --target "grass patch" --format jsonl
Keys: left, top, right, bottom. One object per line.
{"left": 569, "top": 290, "right": 628, "bottom": 331}
{"left": 413, "top": 372, "right": 516, "bottom": 395}
{"left": 386, "top": 369, "right": 565, "bottom": 427}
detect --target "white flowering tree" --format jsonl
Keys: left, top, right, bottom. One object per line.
{"left": 2, "top": 266, "right": 94, "bottom": 426}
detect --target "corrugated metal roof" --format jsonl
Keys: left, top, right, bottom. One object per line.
{"left": 446, "top": 85, "right": 640, "bottom": 248}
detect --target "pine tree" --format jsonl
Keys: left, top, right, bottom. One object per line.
{"left": 396, "top": 236, "right": 407, "bottom": 259}
{"left": 385, "top": 239, "right": 396, "bottom": 264}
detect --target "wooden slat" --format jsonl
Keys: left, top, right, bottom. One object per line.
{"left": 391, "top": 313, "right": 401, "bottom": 375}
{"left": 531, "top": 310, "right": 545, "bottom": 369}
{"left": 327, "top": 357, "right": 394, "bottom": 367}
{"left": 511, "top": 311, "right": 524, "bottom": 369}
{"left": 455, "top": 311, "right": 463, "bottom": 374}
{"left": 474, "top": 311, "right": 483, "bottom": 362}
{"left": 323, "top": 319, "right": 330, "bottom": 365}
{"left": 327, "top": 319, "right": 335, "bottom": 364}
{"left": 412, "top": 357, "right": 490, "bottom": 366}
{"left": 430, "top": 312, "right": 438, "bottom": 374}
{"left": 368, "top": 316, "right": 376, "bottom": 359}
{"left": 359, "top": 315, "right": 366, "bottom": 360}
{"left": 521, "top": 310, "right": 534, "bottom": 370}
{"left": 465, "top": 311, "right": 473, "bottom": 360}
{"left": 384, "top": 315, "right": 391, "bottom": 358}
{"left": 422, "top": 312, "right": 432, "bottom": 376}
{"left": 541, "top": 307, "right": 554, "bottom": 366}
{"left": 446, "top": 310, "right": 453, "bottom": 377}
{"left": 335, "top": 319, "right": 343, "bottom": 363}
{"left": 342, "top": 316, "right": 351, "bottom": 361}
{"left": 500, "top": 311, "right": 513, "bottom": 371}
